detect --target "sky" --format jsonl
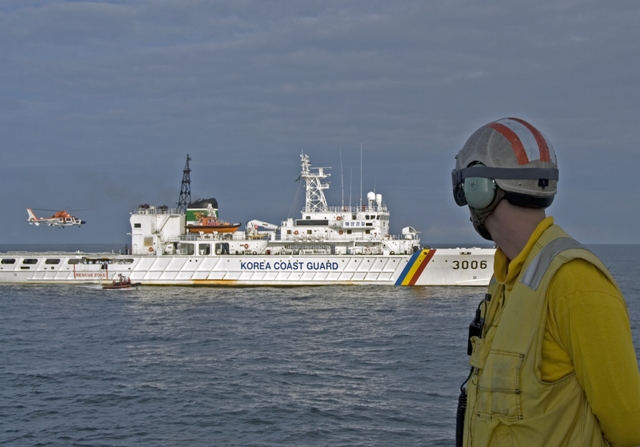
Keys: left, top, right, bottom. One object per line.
{"left": 1, "top": 0, "right": 639, "bottom": 247}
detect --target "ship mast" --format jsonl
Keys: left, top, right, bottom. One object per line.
{"left": 300, "top": 153, "right": 330, "bottom": 213}
{"left": 177, "top": 154, "right": 192, "bottom": 214}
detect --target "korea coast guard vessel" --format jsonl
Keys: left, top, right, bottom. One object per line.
{"left": 0, "top": 154, "right": 494, "bottom": 287}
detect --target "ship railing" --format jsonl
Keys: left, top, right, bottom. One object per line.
{"left": 383, "top": 234, "right": 418, "bottom": 241}
{"left": 302, "top": 205, "right": 388, "bottom": 213}
{"left": 246, "top": 234, "right": 272, "bottom": 241}
{"left": 280, "top": 233, "right": 418, "bottom": 243}
{"left": 177, "top": 234, "right": 201, "bottom": 241}
{"left": 133, "top": 206, "right": 181, "bottom": 215}
{"left": 175, "top": 233, "right": 235, "bottom": 242}
{"left": 280, "top": 244, "right": 332, "bottom": 255}
{"left": 166, "top": 231, "right": 415, "bottom": 244}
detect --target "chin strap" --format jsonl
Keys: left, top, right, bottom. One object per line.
{"left": 469, "top": 188, "right": 505, "bottom": 241}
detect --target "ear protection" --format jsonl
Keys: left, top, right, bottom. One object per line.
{"left": 463, "top": 176, "right": 496, "bottom": 209}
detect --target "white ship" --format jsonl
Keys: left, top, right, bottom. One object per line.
{"left": 0, "top": 154, "right": 494, "bottom": 286}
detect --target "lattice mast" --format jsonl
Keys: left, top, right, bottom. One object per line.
{"left": 300, "top": 153, "right": 330, "bottom": 213}
{"left": 177, "top": 154, "right": 192, "bottom": 213}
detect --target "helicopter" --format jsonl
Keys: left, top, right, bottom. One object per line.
{"left": 26, "top": 208, "right": 87, "bottom": 228}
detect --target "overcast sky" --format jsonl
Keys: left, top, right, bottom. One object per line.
{"left": 1, "top": 0, "right": 639, "bottom": 247}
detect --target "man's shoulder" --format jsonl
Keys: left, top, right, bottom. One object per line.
{"left": 549, "top": 258, "right": 622, "bottom": 306}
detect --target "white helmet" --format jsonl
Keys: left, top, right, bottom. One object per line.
{"left": 452, "top": 117, "right": 559, "bottom": 209}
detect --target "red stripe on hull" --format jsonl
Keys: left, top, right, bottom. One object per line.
{"left": 408, "top": 249, "right": 436, "bottom": 286}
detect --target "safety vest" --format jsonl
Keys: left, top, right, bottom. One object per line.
{"left": 463, "top": 224, "right": 623, "bottom": 447}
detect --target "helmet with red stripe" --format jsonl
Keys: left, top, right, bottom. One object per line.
{"left": 452, "top": 117, "right": 559, "bottom": 210}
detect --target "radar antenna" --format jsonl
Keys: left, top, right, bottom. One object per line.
{"left": 177, "top": 154, "right": 192, "bottom": 213}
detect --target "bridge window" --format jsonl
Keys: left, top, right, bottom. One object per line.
{"left": 198, "top": 243, "right": 211, "bottom": 255}
{"left": 45, "top": 259, "right": 61, "bottom": 265}
{"left": 134, "top": 223, "right": 141, "bottom": 228}
{"left": 215, "top": 243, "right": 230, "bottom": 255}
{"left": 178, "top": 243, "right": 195, "bottom": 255}
{"left": 23, "top": 259, "right": 38, "bottom": 265}
{"left": 68, "top": 259, "right": 80, "bottom": 264}
{"left": 1, "top": 259, "right": 16, "bottom": 264}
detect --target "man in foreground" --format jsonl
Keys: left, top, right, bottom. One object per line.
{"left": 451, "top": 117, "right": 640, "bottom": 446}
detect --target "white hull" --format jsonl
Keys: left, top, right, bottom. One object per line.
{"left": 0, "top": 248, "right": 494, "bottom": 286}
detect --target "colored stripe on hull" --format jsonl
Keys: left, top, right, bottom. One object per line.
{"left": 395, "top": 249, "right": 436, "bottom": 286}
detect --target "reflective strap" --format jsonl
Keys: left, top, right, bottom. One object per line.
{"left": 520, "top": 237, "right": 588, "bottom": 290}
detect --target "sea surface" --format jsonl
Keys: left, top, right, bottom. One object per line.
{"left": 1, "top": 245, "right": 638, "bottom": 447}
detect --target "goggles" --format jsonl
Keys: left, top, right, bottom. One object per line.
{"left": 451, "top": 166, "right": 559, "bottom": 207}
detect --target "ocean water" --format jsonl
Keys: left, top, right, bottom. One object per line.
{"left": 1, "top": 245, "right": 638, "bottom": 447}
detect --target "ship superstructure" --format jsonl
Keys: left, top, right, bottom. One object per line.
{"left": 129, "top": 154, "right": 420, "bottom": 258}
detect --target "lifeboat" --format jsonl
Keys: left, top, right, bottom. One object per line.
{"left": 103, "top": 275, "right": 141, "bottom": 289}
{"left": 186, "top": 199, "right": 241, "bottom": 234}
{"left": 186, "top": 215, "right": 242, "bottom": 233}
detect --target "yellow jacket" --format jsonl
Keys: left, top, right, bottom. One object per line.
{"left": 464, "top": 218, "right": 640, "bottom": 447}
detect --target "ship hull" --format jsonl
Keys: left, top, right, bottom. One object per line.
{"left": 0, "top": 248, "right": 494, "bottom": 286}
